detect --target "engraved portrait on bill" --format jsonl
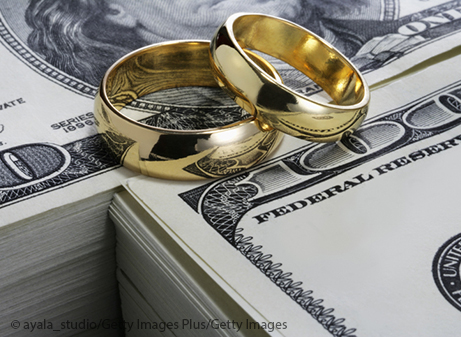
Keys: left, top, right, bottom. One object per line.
{"left": 0, "top": 0, "right": 461, "bottom": 205}
{"left": 1, "top": 1, "right": 459, "bottom": 135}
{"left": 2, "top": 0, "right": 461, "bottom": 92}
{"left": 2, "top": 0, "right": 459, "bottom": 130}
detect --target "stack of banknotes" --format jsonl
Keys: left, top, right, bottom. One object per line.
{"left": 0, "top": 2, "right": 135, "bottom": 336}
{"left": 109, "top": 1, "right": 461, "bottom": 337}
{"left": 1, "top": 1, "right": 461, "bottom": 337}
{"left": 111, "top": 50, "right": 461, "bottom": 336}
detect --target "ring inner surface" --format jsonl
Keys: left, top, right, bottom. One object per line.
{"left": 106, "top": 42, "right": 217, "bottom": 113}
{"left": 104, "top": 41, "right": 280, "bottom": 130}
{"left": 233, "top": 15, "right": 366, "bottom": 106}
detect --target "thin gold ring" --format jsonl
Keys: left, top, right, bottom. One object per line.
{"left": 209, "top": 13, "right": 370, "bottom": 142}
{"left": 94, "top": 40, "right": 283, "bottom": 180}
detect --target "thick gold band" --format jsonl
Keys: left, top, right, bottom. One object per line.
{"left": 94, "top": 40, "right": 283, "bottom": 180}
{"left": 210, "top": 13, "right": 370, "bottom": 142}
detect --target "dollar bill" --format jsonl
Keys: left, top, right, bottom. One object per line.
{"left": 1, "top": 0, "right": 461, "bottom": 217}
{"left": 122, "top": 52, "right": 461, "bottom": 336}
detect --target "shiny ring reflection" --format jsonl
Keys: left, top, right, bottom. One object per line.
{"left": 94, "top": 40, "right": 283, "bottom": 180}
{"left": 210, "top": 13, "right": 370, "bottom": 142}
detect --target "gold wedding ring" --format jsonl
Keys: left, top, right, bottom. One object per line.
{"left": 210, "top": 13, "right": 370, "bottom": 142}
{"left": 94, "top": 40, "right": 283, "bottom": 180}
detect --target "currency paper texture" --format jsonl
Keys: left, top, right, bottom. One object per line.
{"left": 123, "top": 52, "right": 461, "bottom": 336}
{"left": 0, "top": 1, "right": 461, "bottom": 336}
{"left": 0, "top": 2, "right": 135, "bottom": 224}
{"left": 2, "top": 0, "right": 461, "bottom": 220}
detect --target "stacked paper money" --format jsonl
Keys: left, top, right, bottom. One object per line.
{"left": 108, "top": 1, "right": 461, "bottom": 337}
{"left": 111, "top": 191, "right": 275, "bottom": 337}
{"left": 2, "top": 1, "right": 461, "bottom": 337}
{"left": 2, "top": 191, "right": 129, "bottom": 336}
{"left": 111, "top": 53, "right": 461, "bottom": 336}
{"left": 0, "top": 2, "right": 136, "bottom": 335}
